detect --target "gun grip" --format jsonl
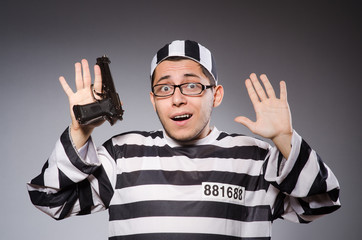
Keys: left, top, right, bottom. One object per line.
{"left": 73, "top": 99, "right": 115, "bottom": 125}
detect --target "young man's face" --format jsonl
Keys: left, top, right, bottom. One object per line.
{"left": 150, "top": 59, "right": 223, "bottom": 142}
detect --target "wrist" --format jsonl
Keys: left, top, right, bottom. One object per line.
{"left": 271, "top": 131, "right": 293, "bottom": 159}
{"left": 70, "top": 123, "right": 93, "bottom": 149}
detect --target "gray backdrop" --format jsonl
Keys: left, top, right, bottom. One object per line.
{"left": 1, "top": 0, "right": 361, "bottom": 239}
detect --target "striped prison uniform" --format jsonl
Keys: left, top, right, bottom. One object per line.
{"left": 27, "top": 127, "right": 341, "bottom": 240}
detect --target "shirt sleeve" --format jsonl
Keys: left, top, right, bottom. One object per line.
{"left": 263, "top": 130, "right": 341, "bottom": 223}
{"left": 27, "top": 127, "right": 115, "bottom": 220}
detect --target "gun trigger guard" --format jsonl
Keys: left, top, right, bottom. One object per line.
{"left": 91, "top": 84, "right": 105, "bottom": 101}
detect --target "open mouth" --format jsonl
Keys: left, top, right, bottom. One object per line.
{"left": 171, "top": 114, "right": 192, "bottom": 121}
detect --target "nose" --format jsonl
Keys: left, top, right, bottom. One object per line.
{"left": 172, "top": 86, "right": 186, "bottom": 107}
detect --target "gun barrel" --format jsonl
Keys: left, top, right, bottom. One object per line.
{"left": 96, "top": 56, "right": 117, "bottom": 92}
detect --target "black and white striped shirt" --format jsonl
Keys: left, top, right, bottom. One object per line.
{"left": 28, "top": 127, "right": 340, "bottom": 240}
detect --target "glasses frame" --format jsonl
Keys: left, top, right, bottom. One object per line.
{"left": 152, "top": 82, "right": 215, "bottom": 97}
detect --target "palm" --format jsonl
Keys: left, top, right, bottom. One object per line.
{"left": 235, "top": 73, "right": 292, "bottom": 141}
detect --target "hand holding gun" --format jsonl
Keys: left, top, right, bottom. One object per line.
{"left": 59, "top": 57, "right": 124, "bottom": 149}
{"left": 73, "top": 56, "right": 124, "bottom": 125}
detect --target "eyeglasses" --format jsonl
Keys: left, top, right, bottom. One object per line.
{"left": 152, "top": 82, "right": 215, "bottom": 97}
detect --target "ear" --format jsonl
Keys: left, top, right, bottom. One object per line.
{"left": 150, "top": 91, "right": 156, "bottom": 111}
{"left": 213, "top": 85, "right": 224, "bottom": 107}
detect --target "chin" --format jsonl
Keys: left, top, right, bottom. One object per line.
{"left": 159, "top": 117, "right": 211, "bottom": 143}
{"left": 165, "top": 127, "right": 207, "bottom": 143}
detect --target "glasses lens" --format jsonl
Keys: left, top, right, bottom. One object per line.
{"left": 153, "top": 83, "right": 207, "bottom": 96}
{"left": 181, "top": 83, "right": 203, "bottom": 95}
{"left": 153, "top": 84, "right": 174, "bottom": 96}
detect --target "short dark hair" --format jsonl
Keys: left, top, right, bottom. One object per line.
{"left": 151, "top": 56, "right": 216, "bottom": 86}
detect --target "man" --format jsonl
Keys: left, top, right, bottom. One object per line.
{"left": 28, "top": 40, "right": 341, "bottom": 239}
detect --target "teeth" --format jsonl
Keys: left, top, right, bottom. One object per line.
{"left": 174, "top": 114, "right": 191, "bottom": 119}
{"left": 173, "top": 114, "right": 191, "bottom": 121}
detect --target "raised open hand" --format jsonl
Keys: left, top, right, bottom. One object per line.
{"left": 235, "top": 73, "right": 293, "bottom": 157}
{"left": 59, "top": 59, "right": 104, "bottom": 148}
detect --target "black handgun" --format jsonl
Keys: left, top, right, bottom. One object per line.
{"left": 73, "top": 56, "right": 124, "bottom": 125}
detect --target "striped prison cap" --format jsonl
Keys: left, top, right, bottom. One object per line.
{"left": 151, "top": 40, "right": 218, "bottom": 84}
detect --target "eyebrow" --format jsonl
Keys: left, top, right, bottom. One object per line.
{"left": 155, "top": 73, "right": 201, "bottom": 84}
{"left": 184, "top": 73, "right": 200, "bottom": 78}
{"left": 155, "top": 75, "right": 171, "bottom": 84}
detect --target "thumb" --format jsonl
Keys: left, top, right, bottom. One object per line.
{"left": 234, "top": 116, "right": 255, "bottom": 131}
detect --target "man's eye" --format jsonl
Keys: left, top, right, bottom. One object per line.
{"left": 187, "top": 83, "right": 197, "bottom": 89}
{"left": 161, "top": 85, "right": 171, "bottom": 92}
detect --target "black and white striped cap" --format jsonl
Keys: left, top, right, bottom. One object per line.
{"left": 151, "top": 40, "right": 218, "bottom": 84}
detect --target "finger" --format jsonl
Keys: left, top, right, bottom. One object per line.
{"left": 280, "top": 81, "right": 287, "bottom": 101}
{"left": 249, "top": 73, "right": 267, "bottom": 101}
{"left": 260, "top": 74, "right": 276, "bottom": 98}
{"left": 93, "top": 64, "right": 102, "bottom": 93}
{"left": 59, "top": 76, "right": 74, "bottom": 97}
{"left": 81, "top": 59, "right": 92, "bottom": 87}
{"left": 234, "top": 116, "right": 255, "bottom": 132}
{"left": 245, "top": 78, "right": 260, "bottom": 106}
{"left": 75, "top": 62, "right": 83, "bottom": 90}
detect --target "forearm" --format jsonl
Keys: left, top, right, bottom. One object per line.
{"left": 265, "top": 131, "right": 341, "bottom": 222}
{"left": 27, "top": 127, "right": 106, "bottom": 219}
{"left": 29, "top": 127, "right": 100, "bottom": 189}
